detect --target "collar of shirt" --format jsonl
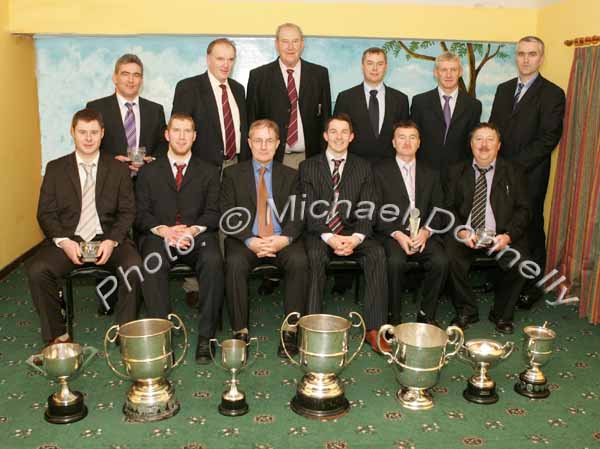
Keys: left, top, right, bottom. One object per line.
{"left": 207, "top": 70, "right": 229, "bottom": 91}
{"left": 516, "top": 73, "right": 539, "bottom": 93}
{"left": 396, "top": 156, "right": 415, "bottom": 172}
{"left": 326, "top": 149, "right": 347, "bottom": 164}
{"left": 116, "top": 92, "right": 140, "bottom": 109}
{"left": 279, "top": 58, "right": 301, "bottom": 79}
{"left": 168, "top": 150, "right": 192, "bottom": 176}
{"left": 75, "top": 151, "right": 100, "bottom": 167}
{"left": 252, "top": 159, "right": 273, "bottom": 176}
{"left": 364, "top": 82, "right": 384, "bottom": 96}
{"left": 472, "top": 158, "right": 496, "bottom": 176}
{"left": 438, "top": 86, "right": 458, "bottom": 103}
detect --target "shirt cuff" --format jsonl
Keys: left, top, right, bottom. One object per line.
{"left": 321, "top": 233, "right": 333, "bottom": 243}
{"left": 54, "top": 237, "right": 68, "bottom": 247}
{"left": 151, "top": 225, "right": 165, "bottom": 236}
{"left": 244, "top": 237, "right": 254, "bottom": 248}
{"left": 352, "top": 233, "right": 365, "bottom": 243}
{"left": 192, "top": 225, "right": 207, "bottom": 235}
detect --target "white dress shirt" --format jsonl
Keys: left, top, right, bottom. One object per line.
{"left": 208, "top": 71, "right": 241, "bottom": 156}
{"left": 279, "top": 59, "right": 306, "bottom": 154}
{"left": 514, "top": 73, "right": 539, "bottom": 102}
{"left": 363, "top": 82, "right": 385, "bottom": 133}
{"left": 116, "top": 93, "right": 141, "bottom": 148}
{"left": 438, "top": 87, "right": 459, "bottom": 117}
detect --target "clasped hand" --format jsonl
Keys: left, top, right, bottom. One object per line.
{"left": 395, "top": 229, "right": 430, "bottom": 255}
{"left": 248, "top": 235, "right": 290, "bottom": 257}
{"left": 159, "top": 225, "right": 197, "bottom": 250}
{"left": 327, "top": 235, "right": 361, "bottom": 256}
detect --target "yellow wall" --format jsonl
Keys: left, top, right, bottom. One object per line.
{"left": 0, "top": 1, "right": 42, "bottom": 270}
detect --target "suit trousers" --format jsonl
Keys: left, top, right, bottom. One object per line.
{"left": 383, "top": 235, "right": 448, "bottom": 324}
{"left": 305, "top": 234, "right": 388, "bottom": 330}
{"left": 224, "top": 237, "right": 308, "bottom": 332}
{"left": 523, "top": 195, "right": 547, "bottom": 296}
{"left": 445, "top": 237, "right": 526, "bottom": 321}
{"left": 140, "top": 233, "right": 224, "bottom": 338}
{"left": 26, "top": 240, "right": 141, "bottom": 342}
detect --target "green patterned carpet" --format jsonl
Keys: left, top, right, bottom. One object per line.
{"left": 1, "top": 265, "right": 599, "bottom": 449}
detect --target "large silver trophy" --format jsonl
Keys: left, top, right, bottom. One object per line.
{"left": 515, "top": 322, "right": 556, "bottom": 399}
{"left": 210, "top": 337, "right": 258, "bottom": 417}
{"left": 408, "top": 208, "right": 420, "bottom": 252}
{"left": 281, "top": 312, "right": 365, "bottom": 420}
{"left": 104, "top": 314, "right": 188, "bottom": 422}
{"left": 458, "top": 339, "right": 514, "bottom": 404}
{"left": 26, "top": 342, "right": 97, "bottom": 424}
{"left": 378, "top": 322, "right": 464, "bottom": 410}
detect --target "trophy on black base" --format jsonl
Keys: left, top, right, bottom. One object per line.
{"left": 515, "top": 322, "right": 556, "bottom": 399}
{"left": 458, "top": 339, "right": 514, "bottom": 404}
{"left": 27, "top": 342, "right": 97, "bottom": 424}
{"left": 210, "top": 337, "right": 257, "bottom": 416}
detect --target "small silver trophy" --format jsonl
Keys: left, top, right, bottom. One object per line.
{"left": 515, "top": 322, "right": 556, "bottom": 399}
{"left": 79, "top": 241, "right": 101, "bottom": 263}
{"left": 475, "top": 228, "right": 496, "bottom": 248}
{"left": 408, "top": 208, "right": 421, "bottom": 252}
{"left": 127, "top": 146, "right": 146, "bottom": 167}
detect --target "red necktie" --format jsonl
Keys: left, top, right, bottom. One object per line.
{"left": 174, "top": 163, "right": 186, "bottom": 224}
{"left": 220, "top": 84, "right": 237, "bottom": 160}
{"left": 286, "top": 69, "right": 298, "bottom": 147}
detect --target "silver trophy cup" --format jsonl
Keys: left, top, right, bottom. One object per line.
{"left": 515, "top": 322, "right": 556, "bottom": 398}
{"left": 79, "top": 241, "right": 101, "bottom": 263}
{"left": 127, "top": 146, "right": 146, "bottom": 167}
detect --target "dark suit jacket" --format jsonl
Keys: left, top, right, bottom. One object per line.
{"left": 299, "top": 153, "right": 376, "bottom": 237}
{"left": 86, "top": 94, "right": 167, "bottom": 158}
{"left": 489, "top": 75, "right": 565, "bottom": 202}
{"left": 444, "top": 158, "right": 530, "bottom": 250}
{"left": 246, "top": 58, "right": 331, "bottom": 161}
{"left": 373, "top": 160, "right": 444, "bottom": 236}
{"left": 172, "top": 72, "right": 249, "bottom": 165}
{"left": 134, "top": 156, "right": 220, "bottom": 237}
{"left": 334, "top": 83, "right": 409, "bottom": 162}
{"left": 220, "top": 160, "right": 304, "bottom": 243}
{"left": 37, "top": 152, "right": 135, "bottom": 244}
{"left": 411, "top": 88, "right": 482, "bottom": 174}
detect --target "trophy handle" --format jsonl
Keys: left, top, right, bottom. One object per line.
{"left": 245, "top": 337, "right": 260, "bottom": 369}
{"left": 25, "top": 354, "right": 47, "bottom": 376}
{"left": 209, "top": 338, "right": 228, "bottom": 371}
{"left": 501, "top": 341, "right": 515, "bottom": 360}
{"left": 280, "top": 312, "right": 301, "bottom": 367}
{"left": 377, "top": 324, "right": 397, "bottom": 364}
{"left": 443, "top": 325, "right": 465, "bottom": 363}
{"left": 104, "top": 324, "right": 129, "bottom": 380}
{"left": 168, "top": 313, "right": 188, "bottom": 369}
{"left": 345, "top": 311, "right": 366, "bottom": 366}
{"left": 80, "top": 345, "right": 98, "bottom": 370}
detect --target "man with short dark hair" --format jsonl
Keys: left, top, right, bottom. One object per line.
{"left": 374, "top": 121, "right": 447, "bottom": 326}
{"left": 221, "top": 119, "right": 307, "bottom": 357}
{"left": 299, "top": 114, "right": 388, "bottom": 353}
{"left": 135, "top": 113, "right": 223, "bottom": 364}
{"left": 26, "top": 109, "right": 140, "bottom": 345}
{"left": 445, "top": 123, "right": 530, "bottom": 334}
{"left": 334, "top": 47, "right": 409, "bottom": 163}
{"left": 490, "top": 36, "right": 566, "bottom": 309}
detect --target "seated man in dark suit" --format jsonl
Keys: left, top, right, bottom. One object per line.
{"left": 334, "top": 47, "right": 409, "bottom": 163}
{"left": 87, "top": 53, "right": 167, "bottom": 174}
{"left": 221, "top": 119, "right": 307, "bottom": 357}
{"left": 134, "top": 113, "right": 224, "bottom": 364}
{"left": 26, "top": 108, "right": 140, "bottom": 345}
{"left": 374, "top": 121, "right": 448, "bottom": 326}
{"left": 299, "top": 114, "right": 388, "bottom": 353}
{"left": 445, "top": 123, "right": 530, "bottom": 334}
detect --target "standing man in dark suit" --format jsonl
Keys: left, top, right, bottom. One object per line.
{"left": 134, "top": 114, "right": 223, "bottom": 364}
{"left": 411, "top": 51, "right": 482, "bottom": 180}
{"left": 334, "top": 47, "right": 409, "bottom": 163}
{"left": 172, "top": 38, "right": 249, "bottom": 167}
{"left": 490, "top": 36, "right": 565, "bottom": 309}
{"left": 374, "top": 121, "right": 448, "bottom": 326}
{"left": 445, "top": 123, "right": 530, "bottom": 334}
{"left": 221, "top": 119, "right": 307, "bottom": 357}
{"left": 299, "top": 114, "right": 388, "bottom": 353}
{"left": 87, "top": 53, "right": 167, "bottom": 173}
{"left": 26, "top": 109, "right": 140, "bottom": 345}
{"left": 246, "top": 23, "right": 331, "bottom": 169}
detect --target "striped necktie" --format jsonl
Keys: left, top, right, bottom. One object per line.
{"left": 471, "top": 165, "right": 492, "bottom": 230}
{"left": 513, "top": 82, "right": 525, "bottom": 111}
{"left": 286, "top": 69, "right": 299, "bottom": 147}
{"left": 326, "top": 159, "right": 345, "bottom": 234}
{"left": 124, "top": 102, "right": 136, "bottom": 149}
{"left": 220, "top": 84, "right": 237, "bottom": 160}
{"left": 75, "top": 163, "right": 99, "bottom": 242}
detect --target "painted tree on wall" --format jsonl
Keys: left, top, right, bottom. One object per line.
{"left": 382, "top": 40, "right": 510, "bottom": 98}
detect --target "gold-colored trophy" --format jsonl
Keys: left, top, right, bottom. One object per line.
{"left": 104, "top": 314, "right": 188, "bottom": 422}
{"left": 515, "top": 322, "right": 556, "bottom": 399}
{"left": 209, "top": 337, "right": 258, "bottom": 416}
{"left": 408, "top": 207, "right": 421, "bottom": 252}
{"left": 79, "top": 241, "right": 101, "bottom": 263}
{"left": 26, "top": 342, "right": 97, "bottom": 424}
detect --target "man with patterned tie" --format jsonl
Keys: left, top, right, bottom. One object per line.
{"left": 221, "top": 119, "right": 307, "bottom": 357}
{"left": 246, "top": 23, "right": 331, "bottom": 169}
{"left": 490, "top": 36, "right": 565, "bottom": 310}
{"left": 444, "top": 123, "right": 530, "bottom": 334}
{"left": 134, "top": 113, "right": 224, "bottom": 364}
{"left": 172, "top": 38, "right": 249, "bottom": 167}
{"left": 299, "top": 114, "right": 389, "bottom": 353}
{"left": 26, "top": 109, "right": 140, "bottom": 345}
{"left": 87, "top": 54, "right": 167, "bottom": 173}
{"left": 334, "top": 47, "right": 409, "bottom": 163}
{"left": 410, "top": 51, "right": 482, "bottom": 185}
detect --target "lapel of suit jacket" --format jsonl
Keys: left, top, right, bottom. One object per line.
{"left": 66, "top": 153, "right": 82, "bottom": 206}
{"left": 95, "top": 154, "right": 109, "bottom": 203}
{"left": 298, "top": 59, "right": 309, "bottom": 109}
{"left": 389, "top": 158, "right": 410, "bottom": 206}
{"left": 461, "top": 162, "right": 476, "bottom": 217}
{"left": 490, "top": 158, "right": 506, "bottom": 213}
{"left": 179, "top": 156, "right": 196, "bottom": 191}
{"left": 339, "top": 154, "right": 355, "bottom": 194}
{"left": 200, "top": 72, "right": 225, "bottom": 145}
{"left": 380, "top": 85, "right": 396, "bottom": 138}
{"left": 354, "top": 84, "right": 377, "bottom": 139}
{"left": 159, "top": 157, "right": 177, "bottom": 191}
{"left": 428, "top": 88, "right": 446, "bottom": 126}
{"left": 451, "top": 90, "right": 468, "bottom": 126}
{"left": 513, "top": 75, "right": 542, "bottom": 115}
{"left": 414, "top": 161, "right": 427, "bottom": 213}
{"left": 244, "top": 161, "right": 257, "bottom": 209}
{"left": 138, "top": 97, "right": 150, "bottom": 147}
{"left": 110, "top": 94, "right": 128, "bottom": 150}
{"left": 272, "top": 59, "right": 289, "bottom": 102}
{"left": 271, "top": 162, "right": 286, "bottom": 215}
{"left": 229, "top": 79, "right": 245, "bottom": 120}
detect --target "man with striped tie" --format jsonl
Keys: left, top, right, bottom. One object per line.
{"left": 26, "top": 109, "right": 140, "bottom": 345}
{"left": 299, "top": 114, "right": 389, "bottom": 353}
{"left": 444, "top": 123, "right": 531, "bottom": 334}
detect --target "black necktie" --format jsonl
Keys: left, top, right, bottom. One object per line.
{"left": 368, "top": 89, "right": 379, "bottom": 138}
{"left": 471, "top": 165, "right": 492, "bottom": 230}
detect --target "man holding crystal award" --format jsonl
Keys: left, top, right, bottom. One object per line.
{"left": 373, "top": 120, "right": 448, "bottom": 327}
{"left": 444, "top": 123, "right": 530, "bottom": 334}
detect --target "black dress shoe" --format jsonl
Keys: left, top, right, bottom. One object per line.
{"left": 516, "top": 293, "right": 542, "bottom": 310}
{"left": 450, "top": 314, "right": 479, "bottom": 329}
{"left": 278, "top": 331, "right": 298, "bottom": 358}
{"left": 195, "top": 337, "right": 215, "bottom": 365}
{"left": 488, "top": 311, "right": 514, "bottom": 334}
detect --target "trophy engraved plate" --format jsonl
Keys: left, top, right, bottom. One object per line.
{"left": 80, "top": 241, "right": 101, "bottom": 263}
{"left": 104, "top": 314, "right": 188, "bottom": 422}
{"left": 26, "top": 342, "right": 97, "bottom": 424}
{"left": 514, "top": 322, "right": 556, "bottom": 399}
